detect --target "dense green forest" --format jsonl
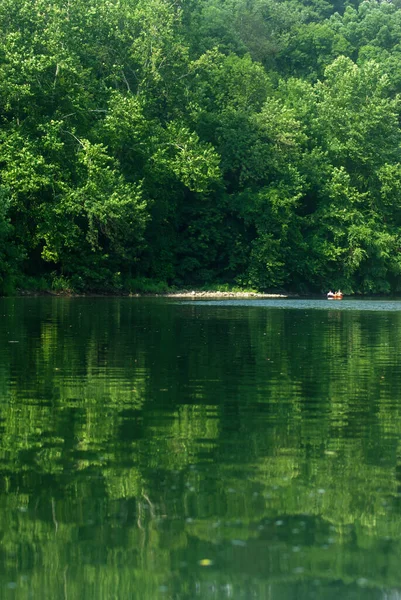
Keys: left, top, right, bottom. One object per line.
{"left": 2, "top": 0, "right": 401, "bottom": 294}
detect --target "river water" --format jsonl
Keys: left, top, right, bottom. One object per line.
{"left": 1, "top": 296, "right": 401, "bottom": 599}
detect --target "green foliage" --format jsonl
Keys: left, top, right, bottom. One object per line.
{"left": 17, "top": 275, "right": 51, "bottom": 293}
{"left": 199, "top": 282, "right": 259, "bottom": 293}
{"left": 126, "top": 276, "right": 170, "bottom": 294}
{"left": 1, "top": 0, "right": 401, "bottom": 293}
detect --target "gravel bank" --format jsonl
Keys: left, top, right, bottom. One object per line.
{"left": 158, "top": 290, "right": 291, "bottom": 298}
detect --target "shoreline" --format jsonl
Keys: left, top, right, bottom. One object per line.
{"left": 16, "top": 289, "right": 294, "bottom": 299}
{"left": 152, "top": 290, "right": 292, "bottom": 299}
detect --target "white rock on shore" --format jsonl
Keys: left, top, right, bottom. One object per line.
{"left": 161, "top": 290, "right": 289, "bottom": 298}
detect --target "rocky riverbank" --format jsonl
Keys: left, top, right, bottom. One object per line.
{"left": 149, "top": 290, "right": 292, "bottom": 299}
{"left": 17, "top": 288, "right": 294, "bottom": 298}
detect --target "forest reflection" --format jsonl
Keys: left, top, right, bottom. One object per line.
{"left": 0, "top": 297, "right": 401, "bottom": 599}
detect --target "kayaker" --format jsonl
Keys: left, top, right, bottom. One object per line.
{"left": 327, "top": 290, "right": 334, "bottom": 298}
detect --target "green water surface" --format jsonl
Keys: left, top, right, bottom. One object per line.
{"left": 1, "top": 297, "right": 401, "bottom": 599}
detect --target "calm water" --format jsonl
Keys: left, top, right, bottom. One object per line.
{"left": 1, "top": 297, "right": 401, "bottom": 599}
